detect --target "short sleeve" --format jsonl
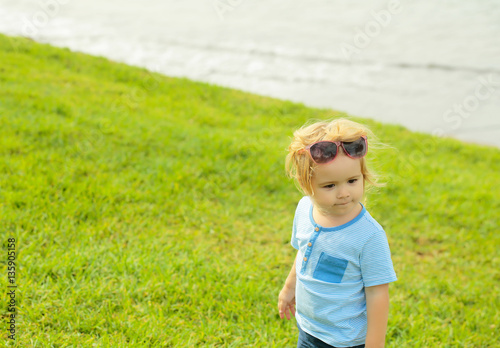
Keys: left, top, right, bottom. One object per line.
{"left": 291, "top": 213, "right": 299, "bottom": 250}
{"left": 360, "top": 229, "right": 397, "bottom": 287}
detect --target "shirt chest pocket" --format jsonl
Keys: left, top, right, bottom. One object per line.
{"left": 313, "top": 252, "right": 349, "bottom": 283}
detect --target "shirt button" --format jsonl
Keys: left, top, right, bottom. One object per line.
{"left": 315, "top": 227, "right": 319, "bottom": 231}
{"left": 303, "top": 257, "right": 307, "bottom": 261}
{"left": 308, "top": 242, "right": 312, "bottom": 247}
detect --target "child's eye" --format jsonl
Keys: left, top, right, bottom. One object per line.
{"left": 323, "top": 184, "right": 335, "bottom": 188}
{"left": 348, "top": 179, "right": 358, "bottom": 184}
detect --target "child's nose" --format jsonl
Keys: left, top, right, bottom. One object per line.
{"left": 336, "top": 187, "right": 350, "bottom": 198}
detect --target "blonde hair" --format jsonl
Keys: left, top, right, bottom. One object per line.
{"left": 285, "top": 118, "right": 384, "bottom": 198}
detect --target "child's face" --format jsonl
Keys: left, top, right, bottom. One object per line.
{"left": 310, "top": 152, "right": 364, "bottom": 218}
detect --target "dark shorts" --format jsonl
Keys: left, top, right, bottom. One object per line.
{"left": 297, "top": 322, "right": 365, "bottom": 348}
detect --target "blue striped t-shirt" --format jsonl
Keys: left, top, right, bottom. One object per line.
{"left": 291, "top": 196, "right": 397, "bottom": 347}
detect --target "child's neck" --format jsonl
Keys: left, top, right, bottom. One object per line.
{"left": 312, "top": 203, "right": 362, "bottom": 228}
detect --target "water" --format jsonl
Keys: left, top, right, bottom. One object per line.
{"left": 1, "top": 0, "right": 500, "bottom": 147}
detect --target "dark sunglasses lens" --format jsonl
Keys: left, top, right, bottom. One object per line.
{"left": 310, "top": 142, "right": 338, "bottom": 163}
{"left": 343, "top": 138, "right": 367, "bottom": 158}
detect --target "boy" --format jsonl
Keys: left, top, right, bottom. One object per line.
{"left": 278, "top": 119, "right": 397, "bottom": 348}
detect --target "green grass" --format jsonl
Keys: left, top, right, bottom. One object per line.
{"left": 0, "top": 33, "right": 499, "bottom": 347}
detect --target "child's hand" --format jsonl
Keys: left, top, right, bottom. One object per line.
{"left": 278, "top": 286, "right": 296, "bottom": 320}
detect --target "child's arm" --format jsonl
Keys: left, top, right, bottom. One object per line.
{"left": 278, "top": 251, "right": 299, "bottom": 320}
{"left": 365, "top": 283, "right": 390, "bottom": 348}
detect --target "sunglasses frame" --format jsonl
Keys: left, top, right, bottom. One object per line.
{"left": 301, "top": 136, "right": 368, "bottom": 165}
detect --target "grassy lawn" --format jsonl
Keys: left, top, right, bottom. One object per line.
{"left": 0, "top": 33, "right": 499, "bottom": 347}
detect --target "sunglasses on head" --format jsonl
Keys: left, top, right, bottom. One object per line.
{"left": 300, "top": 136, "right": 368, "bottom": 164}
